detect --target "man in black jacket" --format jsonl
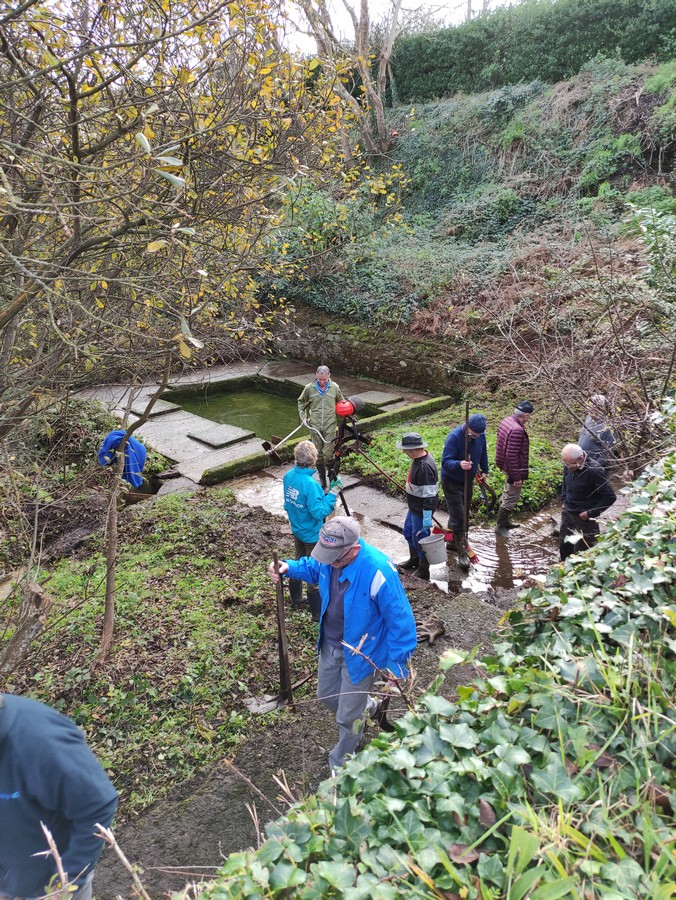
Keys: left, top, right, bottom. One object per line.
{"left": 560, "top": 443, "right": 616, "bottom": 561}
{"left": 397, "top": 432, "right": 439, "bottom": 580}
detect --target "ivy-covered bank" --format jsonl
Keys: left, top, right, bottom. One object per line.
{"left": 205, "top": 447, "right": 675, "bottom": 897}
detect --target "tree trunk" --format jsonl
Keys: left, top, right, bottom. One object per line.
{"left": 0, "top": 581, "right": 51, "bottom": 677}
{"left": 99, "top": 353, "right": 172, "bottom": 662}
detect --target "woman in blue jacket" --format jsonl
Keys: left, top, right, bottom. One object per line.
{"left": 283, "top": 440, "right": 341, "bottom": 620}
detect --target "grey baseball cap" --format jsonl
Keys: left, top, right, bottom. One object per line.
{"left": 311, "top": 516, "right": 361, "bottom": 563}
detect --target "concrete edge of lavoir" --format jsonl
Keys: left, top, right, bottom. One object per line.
{"left": 199, "top": 395, "right": 455, "bottom": 485}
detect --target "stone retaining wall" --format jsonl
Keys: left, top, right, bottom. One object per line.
{"left": 274, "top": 309, "right": 471, "bottom": 397}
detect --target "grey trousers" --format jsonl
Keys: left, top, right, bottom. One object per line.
{"left": 499, "top": 479, "right": 523, "bottom": 511}
{"left": 1, "top": 871, "right": 94, "bottom": 900}
{"left": 317, "top": 642, "right": 377, "bottom": 770}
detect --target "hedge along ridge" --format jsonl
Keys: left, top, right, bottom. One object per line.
{"left": 204, "top": 442, "right": 676, "bottom": 897}
{"left": 392, "top": 0, "right": 676, "bottom": 103}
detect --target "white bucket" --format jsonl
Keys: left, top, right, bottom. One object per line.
{"left": 418, "top": 532, "right": 446, "bottom": 565}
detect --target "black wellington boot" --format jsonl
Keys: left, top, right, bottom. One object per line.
{"left": 495, "top": 507, "right": 511, "bottom": 538}
{"left": 317, "top": 463, "right": 327, "bottom": 490}
{"left": 289, "top": 579, "right": 306, "bottom": 606}
{"left": 307, "top": 588, "right": 321, "bottom": 623}
{"left": 398, "top": 547, "right": 420, "bottom": 572}
{"left": 412, "top": 557, "right": 430, "bottom": 580}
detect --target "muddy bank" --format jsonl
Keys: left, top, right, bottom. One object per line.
{"left": 94, "top": 582, "right": 501, "bottom": 899}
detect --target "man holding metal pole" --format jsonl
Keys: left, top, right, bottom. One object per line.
{"left": 297, "top": 365, "right": 344, "bottom": 490}
{"left": 268, "top": 517, "right": 416, "bottom": 771}
{"left": 440, "top": 411, "right": 489, "bottom": 569}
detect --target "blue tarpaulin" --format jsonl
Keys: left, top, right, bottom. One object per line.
{"left": 98, "top": 430, "right": 147, "bottom": 488}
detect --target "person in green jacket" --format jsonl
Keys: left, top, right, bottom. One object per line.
{"left": 297, "top": 365, "right": 344, "bottom": 489}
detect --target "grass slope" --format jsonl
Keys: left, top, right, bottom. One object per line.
{"left": 282, "top": 57, "right": 676, "bottom": 333}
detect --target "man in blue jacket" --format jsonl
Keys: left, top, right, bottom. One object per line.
{"left": 441, "top": 413, "right": 489, "bottom": 569}
{"left": 0, "top": 693, "right": 118, "bottom": 899}
{"left": 283, "top": 440, "right": 342, "bottom": 621}
{"left": 269, "top": 517, "right": 417, "bottom": 771}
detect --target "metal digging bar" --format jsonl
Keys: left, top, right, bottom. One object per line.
{"left": 352, "top": 445, "right": 450, "bottom": 532}
{"left": 272, "top": 551, "right": 293, "bottom": 705}
{"left": 261, "top": 422, "right": 306, "bottom": 465}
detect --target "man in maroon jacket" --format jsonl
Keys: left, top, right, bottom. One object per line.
{"left": 495, "top": 401, "right": 533, "bottom": 537}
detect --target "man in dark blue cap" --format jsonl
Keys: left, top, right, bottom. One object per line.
{"left": 396, "top": 432, "right": 438, "bottom": 581}
{"left": 495, "top": 400, "right": 534, "bottom": 537}
{"left": 440, "top": 413, "right": 489, "bottom": 569}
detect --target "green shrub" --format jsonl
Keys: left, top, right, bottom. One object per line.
{"left": 392, "top": 0, "right": 676, "bottom": 103}
{"left": 644, "top": 59, "right": 676, "bottom": 93}
{"left": 625, "top": 185, "right": 676, "bottom": 215}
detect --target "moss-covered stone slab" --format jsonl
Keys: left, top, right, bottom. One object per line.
{"left": 177, "top": 439, "right": 266, "bottom": 483}
{"left": 187, "top": 424, "right": 255, "bottom": 448}
{"left": 284, "top": 373, "right": 316, "bottom": 388}
{"left": 354, "top": 390, "right": 403, "bottom": 405}
{"left": 130, "top": 399, "right": 181, "bottom": 417}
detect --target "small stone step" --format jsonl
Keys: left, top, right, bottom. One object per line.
{"left": 188, "top": 423, "right": 256, "bottom": 448}
{"left": 375, "top": 400, "right": 412, "bottom": 411}
{"left": 285, "top": 374, "right": 315, "bottom": 387}
{"left": 355, "top": 390, "right": 403, "bottom": 405}
{"left": 131, "top": 399, "right": 181, "bottom": 418}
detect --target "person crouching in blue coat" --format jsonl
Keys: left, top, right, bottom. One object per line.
{"left": 283, "top": 440, "right": 342, "bottom": 621}
{"left": 269, "top": 516, "right": 417, "bottom": 772}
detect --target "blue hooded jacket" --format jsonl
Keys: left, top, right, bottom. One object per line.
{"left": 0, "top": 694, "right": 118, "bottom": 898}
{"left": 285, "top": 540, "right": 417, "bottom": 683}
{"left": 283, "top": 466, "right": 337, "bottom": 542}
{"left": 98, "top": 430, "right": 147, "bottom": 488}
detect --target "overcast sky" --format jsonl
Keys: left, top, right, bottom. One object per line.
{"left": 285, "top": 0, "right": 519, "bottom": 54}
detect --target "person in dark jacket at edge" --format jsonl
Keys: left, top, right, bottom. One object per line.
{"left": 441, "top": 413, "right": 489, "bottom": 570}
{"left": 0, "top": 693, "right": 118, "bottom": 900}
{"left": 494, "top": 400, "right": 534, "bottom": 537}
{"left": 396, "top": 432, "right": 439, "bottom": 581}
{"left": 578, "top": 394, "right": 616, "bottom": 473}
{"left": 559, "top": 443, "right": 616, "bottom": 561}
{"left": 283, "top": 440, "right": 343, "bottom": 621}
